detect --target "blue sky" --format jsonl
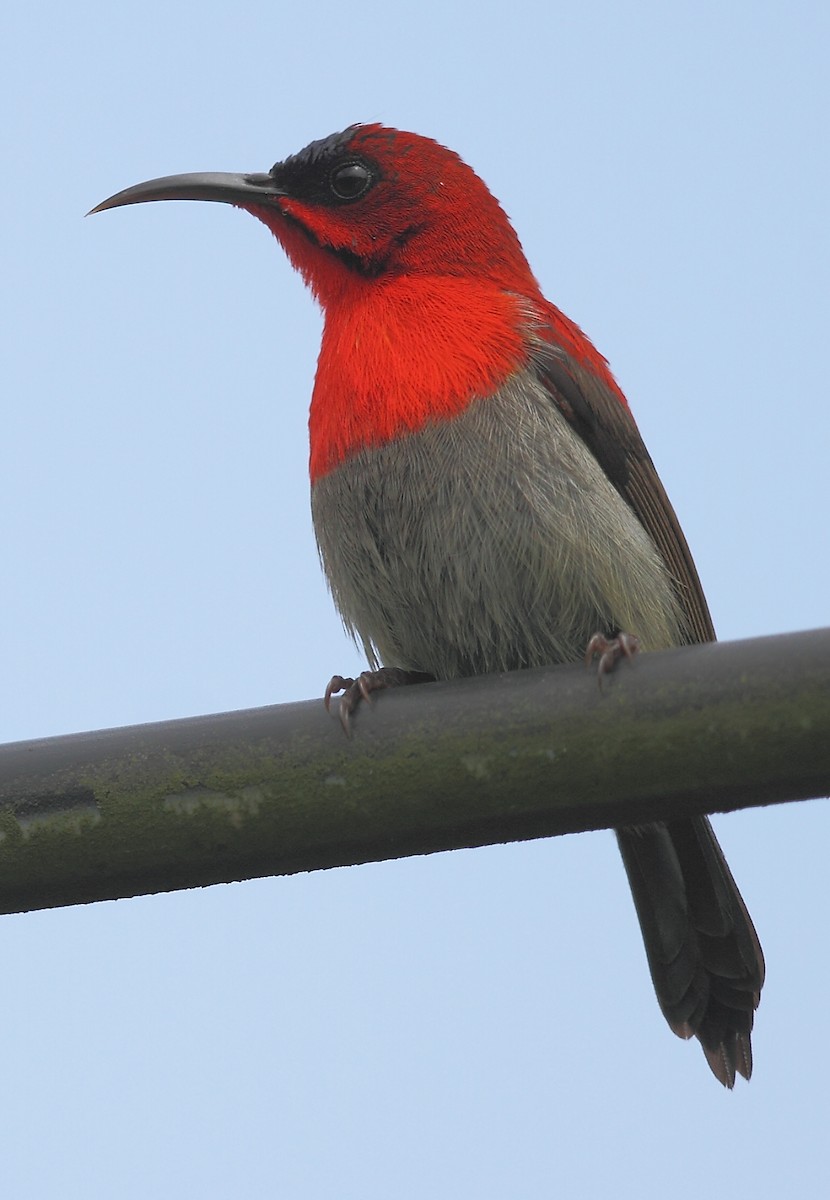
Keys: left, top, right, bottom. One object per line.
{"left": 2, "top": 1, "right": 828, "bottom": 1196}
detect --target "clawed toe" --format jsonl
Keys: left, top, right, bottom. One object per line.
{"left": 324, "top": 668, "right": 434, "bottom": 734}
{"left": 585, "top": 631, "right": 640, "bottom": 685}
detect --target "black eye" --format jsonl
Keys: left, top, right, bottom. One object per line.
{"left": 329, "top": 161, "right": 373, "bottom": 201}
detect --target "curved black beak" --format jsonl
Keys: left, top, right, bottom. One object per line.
{"left": 88, "top": 171, "right": 287, "bottom": 216}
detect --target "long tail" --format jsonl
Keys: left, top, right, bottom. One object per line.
{"left": 616, "top": 816, "right": 765, "bottom": 1087}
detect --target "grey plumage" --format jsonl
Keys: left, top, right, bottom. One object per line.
{"left": 313, "top": 366, "right": 686, "bottom": 674}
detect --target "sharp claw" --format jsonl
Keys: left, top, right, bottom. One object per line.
{"left": 618, "top": 632, "right": 640, "bottom": 662}
{"left": 324, "top": 674, "right": 354, "bottom": 712}
{"left": 338, "top": 695, "right": 353, "bottom": 737}
{"left": 584, "top": 634, "right": 603, "bottom": 668}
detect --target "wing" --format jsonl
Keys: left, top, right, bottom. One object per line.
{"left": 531, "top": 338, "right": 715, "bottom": 645}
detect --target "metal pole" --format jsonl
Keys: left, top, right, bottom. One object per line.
{"left": 0, "top": 627, "right": 828, "bottom": 915}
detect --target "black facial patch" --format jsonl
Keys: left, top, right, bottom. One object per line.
{"left": 269, "top": 124, "right": 380, "bottom": 206}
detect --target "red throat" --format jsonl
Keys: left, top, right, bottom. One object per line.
{"left": 306, "top": 275, "right": 530, "bottom": 481}
{"left": 303, "top": 284, "right": 628, "bottom": 482}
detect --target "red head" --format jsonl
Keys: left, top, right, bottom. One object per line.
{"left": 247, "top": 123, "right": 544, "bottom": 310}
{"left": 91, "top": 124, "right": 624, "bottom": 478}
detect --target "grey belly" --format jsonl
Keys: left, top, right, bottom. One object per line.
{"left": 310, "top": 374, "right": 683, "bottom": 679}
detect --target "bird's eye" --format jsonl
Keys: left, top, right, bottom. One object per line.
{"left": 329, "top": 161, "right": 373, "bottom": 201}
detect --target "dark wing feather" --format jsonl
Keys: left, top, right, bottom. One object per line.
{"left": 533, "top": 343, "right": 715, "bottom": 644}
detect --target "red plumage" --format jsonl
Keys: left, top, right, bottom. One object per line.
{"left": 249, "top": 125, "right": 627, "bottom": 480}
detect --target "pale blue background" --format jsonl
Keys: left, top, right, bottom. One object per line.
{"left": 2, "top": 2, "right": 828, "bottom": 1196}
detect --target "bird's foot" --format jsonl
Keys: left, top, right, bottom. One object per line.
{"left": 324, "top": 668, "right": 434, "bottom": 735}
{"left": 585, "top": 631, "right": 640, "bottom": 685}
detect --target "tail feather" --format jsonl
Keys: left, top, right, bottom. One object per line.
{"left": 616, "top": 816, "right": 764, "bottom": 1087}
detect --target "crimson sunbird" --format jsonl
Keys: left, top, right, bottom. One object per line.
{"left": 92, "top": 124, "right": 764, "bottom": 1086}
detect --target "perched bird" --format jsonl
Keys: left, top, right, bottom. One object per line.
{"left": 91, "top": 123, "right": 764, "bottom": 1085}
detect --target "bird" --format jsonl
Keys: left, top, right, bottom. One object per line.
{"left": 90, "top": 122, "right": 764, "bottom": 1085}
